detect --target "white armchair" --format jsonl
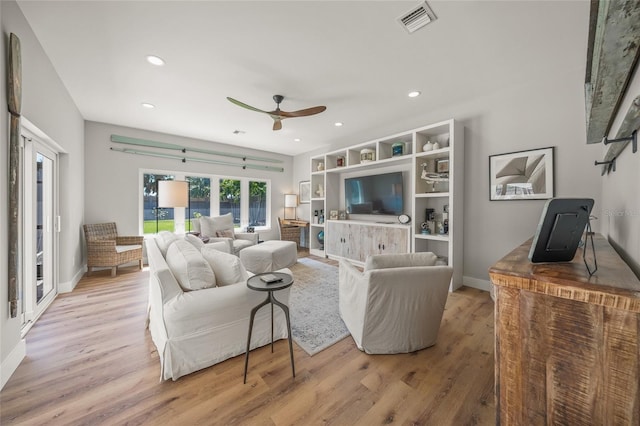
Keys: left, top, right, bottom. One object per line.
{"left": 338, "top": 252, "right": 453, "bottom": 354}
{"left": 193, "top": 213, "right": 258, "bottom": 255}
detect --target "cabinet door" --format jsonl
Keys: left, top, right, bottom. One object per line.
{"left": 326, "top": 222, "right": 348, "bottom": 258}
{"left": 347, "top": 223, "right": 368, "bottom": 262}
{"left": 380, "top": 227, "right": 409, "bottom": 254}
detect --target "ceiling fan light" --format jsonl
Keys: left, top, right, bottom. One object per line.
{"left": 146, "top": 55, "right": 165, "bottom": 66}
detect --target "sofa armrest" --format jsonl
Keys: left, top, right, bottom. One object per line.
{"left": 207, "top": 236, "right": 233, "bottom": 244}
{"left": 117, "top": 235, "right": 144, "bottom": 245}
{"left": 338, "top": 260, "right": 370, "bottom": 345}
{"left": 87, "top": 240, "right": 117, "bottom": 255}
{"left": 235, "top": 232, "right": 258, "bottom": 244}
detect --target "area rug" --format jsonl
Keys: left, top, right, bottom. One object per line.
{"left": 288, "top": 258, "right": 350, "bottom": 356}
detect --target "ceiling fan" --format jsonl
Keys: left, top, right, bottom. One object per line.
{"left": 227, "top": 95, "right": 326, "bottom": 131}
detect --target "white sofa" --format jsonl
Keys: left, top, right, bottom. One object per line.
{"left": 339, "top": 252, "right": 453, "bottom": 354}
{"left": 192, "top": 213, "right": 258, "bottom": 255}
{"left": 146, "top": 233, "right": 291, "bottom": 381}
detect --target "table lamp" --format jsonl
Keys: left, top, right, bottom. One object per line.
{"left": 284, "top": 194, "right": 298, "bottom": 220}
{"left": 158, "top": 180, "right": 189, "bottom": 233}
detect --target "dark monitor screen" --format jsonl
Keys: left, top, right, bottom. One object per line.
{"left": 345, "top": 172, "right": 404, "bottom": 215}
{"left": 528, "top": 198, "right": 594, "bottom": 263}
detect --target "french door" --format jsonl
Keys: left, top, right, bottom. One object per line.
{"left": 21, "top": 134, "right": 59, "bottom": 332}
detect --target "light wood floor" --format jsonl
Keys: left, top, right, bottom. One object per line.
{"left": 0, "top": 251, "right": 496, "bottom": 425}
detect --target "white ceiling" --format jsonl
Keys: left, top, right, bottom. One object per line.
{"left": 17, "top": 1, "right": 589, "bottom": 156}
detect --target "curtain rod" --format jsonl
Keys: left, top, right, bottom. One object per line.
{"left": 110, "top": 134, "right": 283, "bottom": 164}
{"left": 110, "top": 147, "right": 284, "bottom": 172}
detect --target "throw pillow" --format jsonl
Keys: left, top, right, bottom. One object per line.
{"left": 156, "top": 231, "right": 179, "bottom": 257}
{"left": 166, "top": 240, "right": 216, "bottom": 290}
{"left": 185, "top": 233, "right": 205, "bottom": 250}
{"left": 201, "top": 246, "right": 248, "bottom": 286}
{"left": 199, "top": 213, "right": 235, "bottom": 237}
{"left": 215, "top": 229, "right": 235, "bottom": 239}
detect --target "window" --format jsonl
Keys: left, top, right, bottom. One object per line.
{"left": 249, "top": 181, "right": 267, "bottom": 226}
{"left": 141, "top": 171, "right": 270, "bottom": 234}
{"left": 187, "top": 176, "right": 210, "bottom": 231}
{"left": 219, "top": 179, "right": 241, "bottom": 227}
{"left": 143, "top": 173, "right": 175, "bottom": 234}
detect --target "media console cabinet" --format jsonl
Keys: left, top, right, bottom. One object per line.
{"left": 308, "top": 118, "right": 465, "bottom": 290}
{"left": 489, "top": 234, "right": 640, "bottom": 425}
{"left": 325, "top": 220, "right": 410, "bottom": 264}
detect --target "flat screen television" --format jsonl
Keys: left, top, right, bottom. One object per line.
{"left": 345, "top": 172, "right": 404, "bottom": 215}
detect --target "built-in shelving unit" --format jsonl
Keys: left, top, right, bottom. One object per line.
{"left": 309, "top": 119, "right": 464, "bottom": 289}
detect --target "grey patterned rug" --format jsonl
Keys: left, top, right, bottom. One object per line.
{"left": 289, "top": 258, "right": 350, "bottom": 356}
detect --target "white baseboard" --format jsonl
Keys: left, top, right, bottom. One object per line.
{"left": 1, "top": 338, "right": 26, "bottom": 390}
{"left": 463, "top": 276, "right": 492, "bottom": 292}
{"left": 59, "top": 264, "right": 86, "bottom": 293}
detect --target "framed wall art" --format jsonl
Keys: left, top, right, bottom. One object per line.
{"left": 489, "top": 147, "right": 554, "bottom": 201}
{"left": 299, "top": 180, "right": 310, "bottom": 204}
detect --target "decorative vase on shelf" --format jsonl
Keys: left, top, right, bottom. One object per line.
{"left": 360, "top": 148, "right": 375, "bottom": 163}
{"left": 423, "top": 141, "right": 434, "bottom": 152}
{"left": 317, "top": 162, "right": 324, "bottom": 171}
{"left": 317, "top": 230, "right": 325, "bottom": 250}
{"left": 392, "top": 142, "right": 404, "bottom": 157}
{"left": 433, "top": 142, "right": 440, "bottom": 150}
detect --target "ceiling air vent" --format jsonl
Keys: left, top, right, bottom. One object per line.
{"left": 398, "top": 1, "right": 437, "bottom": 34}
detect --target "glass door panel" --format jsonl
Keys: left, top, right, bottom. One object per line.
{"left": 21, "top": 136, "right": 58, "bottom": 332}
{"left": 36, "top": 151, "right": 55, "bottom": 304}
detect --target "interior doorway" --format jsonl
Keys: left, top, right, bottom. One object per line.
{"left": 21, "top": 130, "right": 59, "bottom": 333}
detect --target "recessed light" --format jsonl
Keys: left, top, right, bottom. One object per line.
{"left": 141, "top": 103, "right": 155, "bottom": 109}
{"left": 408, "top": 91, "right": 421, "bottom": 98}
{"left": 294, "top": 138, "right": 301, "bottom": 142}
{"left": 334, "top": 122, "right": 344, "bottom": 127}
{"left": 146, "top": 55, "right": 165, "bottom": 66}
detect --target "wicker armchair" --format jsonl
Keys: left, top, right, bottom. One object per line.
{"left": 277, "top": 217, "right": 300, "bottom": 247}
{"left": 83, "top": 223, "right": 143, "bottom": 277}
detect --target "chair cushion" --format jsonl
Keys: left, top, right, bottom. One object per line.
{"left": 156, "top": 231, "right": 179, "bottom": 257}
{"left": 199, "top": 213, "right": 235, "bottom": 238}
{"left": 364, "top": 252, "right": 438, "bottom": 271}
{"left": 166, "top": 240, "right": 216, "bottom": 290}
{"left": 201, "top": 246, "right": 248, "bottom": 286}
{"left": 115, "top": 244, "right": 142, "bottom": 253}
{"left": 185, "top": 234, "right": 205, "bottom": 250}
{"left": 232, "top": 239, "right": 254, "bottom": 255}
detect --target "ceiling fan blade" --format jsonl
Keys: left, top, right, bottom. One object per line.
{"left": 226, "top": 97, "right": 270, "bottom": 114}
{"left": 272, "top": 119, "right": 282, "bottom": 131}
{"left": 278, "top": 106, "right": 327, "bottom": 118}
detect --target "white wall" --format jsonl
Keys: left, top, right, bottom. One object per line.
{"left": 84, "top": 121, "right": 294, "bottom": 243}
{"left": 600, "top": 65, "right": 640, "bottom": 276}
{"left": 1, "top": 0, "right": 85, "bottom": 389}
{"left": 293, "top": 14, "right": 603, "bottom": 286}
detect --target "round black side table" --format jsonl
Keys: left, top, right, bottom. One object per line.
{"left": 243, "top": 272, "right": 295, "bottom": 384}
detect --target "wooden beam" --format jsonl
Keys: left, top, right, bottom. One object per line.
{"left": 8, "top": 33, "right": 22, "bottom": 318}
{"left": 584, "top": 0, "right": 640, "bottom": 144}
{"left": 599, "top": 95, "right": 640, "bottom": 175}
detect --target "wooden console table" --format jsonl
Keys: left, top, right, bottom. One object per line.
{"left": 489, "top": 234, "right": 640, "bottom": 425}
